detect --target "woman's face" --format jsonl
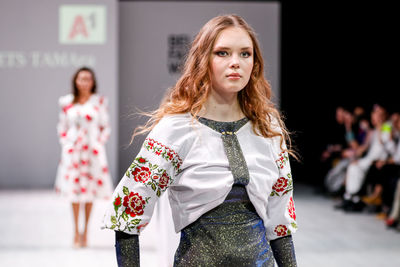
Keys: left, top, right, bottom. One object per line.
{"left": 75, "top": 70, "right": 94, "bottom": 95}
{"left": 209, "top": 27, "right": 254, "bottom": 98}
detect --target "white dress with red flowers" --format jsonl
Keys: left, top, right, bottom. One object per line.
{"left": 102, "top": 113, "right": 297, "bottom": 241}
{"left": 55, "top": 94, "right": 113, "bottom": 202}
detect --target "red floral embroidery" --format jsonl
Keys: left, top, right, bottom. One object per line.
{"left": 138, "top": 157, "right": 146, "bottom": 164}
{"left": 123, "top": 192, "right": 146, "bottom": 217}
{"left": 114, "top": 196, "right": 122, "bottom": 207}
{"left": 288, "top": 197, "right": 296, "bottom": 221}
{"left": 159, "top": 172, "right": 170, "bottom": 189}
{"left": 272, "top": 177, "right": 288, "bottom": 192}
{"left": 144, "top": 138, "right": 183, "bottom": 174}
{"left": 132, "top": 166, "right": 151, "bottom": 183}
{"left": 274, "top": 225, "right": 288, "bottom": 237}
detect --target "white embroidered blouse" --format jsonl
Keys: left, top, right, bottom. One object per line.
{"left": 102, "top": 113, "right": 297, "bottom": 241}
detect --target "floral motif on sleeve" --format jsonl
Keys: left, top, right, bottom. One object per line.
{"left": 274, "top": 225, "right": 288, "bottom": 237}
{"left": 144, "top": 138, "right": 182, "bottom": 175}
{"left": 288, "top": 196, "right": 296, "bottom": 221}
{"left": 125, "top": 157, "right": 172, "bottom": 197}
{"left": 109, "top": 187, "right": 151, "bottom": 233}
{"left": 270, "top": 173, "right": 293, "bottom": 197}
{"left": 276, "top": 151, "right": 289, "bottom": 169}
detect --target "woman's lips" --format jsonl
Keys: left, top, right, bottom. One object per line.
{"left": 227, "top": 73, "right": 241, "bottom": 79}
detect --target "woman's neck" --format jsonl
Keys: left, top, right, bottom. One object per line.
{"left": 77, "top": 93, "right": 92, "bottom": 104}
{"left": 200, "top": 91, "right": 244, "bottom": 122}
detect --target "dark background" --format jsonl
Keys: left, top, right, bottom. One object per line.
{"left": 280, "top": 2, "right": 396, "bottom": 185}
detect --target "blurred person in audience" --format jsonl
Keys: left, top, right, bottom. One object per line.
{"left": 337, "top": 104, "right": 390, "bottom": 212}
{"left": 102, "top": 15, "right": 298, "bottom": 266}
{"left": 362, "top": 113, "right": 400, "bottom": 223}
{"left": 55, "top": 67, "right": 113, "bottom": 248}
{"left": 323, "top": 107, "right": 371, "bottom": 195}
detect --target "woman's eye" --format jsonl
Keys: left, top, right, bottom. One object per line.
{"left": 241, "top": 51, "right": 251, "bottom": 58}
{"left": 216, "top": 51, "right": 228, "bottom": 57}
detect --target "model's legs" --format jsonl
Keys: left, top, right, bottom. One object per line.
{"left": 72, "top": 202, "right": 80, "bottom": 248}
{"left": 81, "top": 202, "right": 93, "bottom": 247}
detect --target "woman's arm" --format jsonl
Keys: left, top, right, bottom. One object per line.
{"left": 270, "top": 235, "right": 297, "bottom": 267}
{"left": 115, "top": 231, "right": 140, "bottom": 267}
{"left": 97, "top": 96, "right": 111, "bottom": 144}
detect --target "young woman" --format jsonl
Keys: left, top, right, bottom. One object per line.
{"left": 103, "top": 15, "right": 298, "bottom": 266}
{"left": 55, "top": 67, "right": 113, "bottom": 248}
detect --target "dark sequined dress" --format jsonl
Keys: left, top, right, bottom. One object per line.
{"left": 173, "top": 117, "right": 275, "bottom": 267}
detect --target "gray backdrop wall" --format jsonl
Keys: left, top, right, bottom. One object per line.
{"left": 118, "top": 1, "right": 280, "bottom": 178}
{"left": 0, "top": 0, "right": 280, "bottom": 189}
{"left": 0, "top": 0, "right": 118, "bottom": 188}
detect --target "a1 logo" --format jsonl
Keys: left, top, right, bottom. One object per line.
{"left": 59, "top": 5, "right": 106, "bottom": 44}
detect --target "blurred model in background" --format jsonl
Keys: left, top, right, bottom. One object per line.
{"left": 55, "top": 67, "right": 113, "bottom": 248}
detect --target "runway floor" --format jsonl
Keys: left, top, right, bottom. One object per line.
{"left": 1, "top": 183, "right": 399, "bottom": 267}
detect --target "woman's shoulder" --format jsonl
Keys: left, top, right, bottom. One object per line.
{"left": 58, "top": 94, "right": 73, "bottom": 106}
{"left": 90, "top": 94, "right": 108, "bottom": 105}
{"left": 149, "top": 113, "right": 193, "bottom": 143}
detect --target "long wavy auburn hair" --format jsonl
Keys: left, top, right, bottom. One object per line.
{"left": 133, "top": 14, "right": 295, "bottom": 156}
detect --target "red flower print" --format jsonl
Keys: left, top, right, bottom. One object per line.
{"left": 81, "top": 159, "right": 89, "bottom": 165}
{"left": 93, "top": 149, "right": 99, "bottom": 155}
{"left": 65, "top": 175, "right": 69, "bottom": 180}
{"left": 81, "top": 187, "right": 86, "bottom": 193}
{"left": 102, "top": 167, "right": 108, "bottom": 173}
{"left": 123, "top": 192, "right": 145, "bottom": 217}
{"left": 138, "top": 157, "right": 146, "bottom": 164}
{"left": 99, "top": 126, "right": 104, "bottom": 132}
{"left": 63, "top": 104, "right": 73, "bottom": 113}
{"left": 97, "top": 179, "right": 103, "bottom": 186}
{"left": 155, "top": 150, "right": 162, "bottom": 156}
{"left": 85, "top": 114, "right": 92, "bottom": 121}
{"left": 148, "top": 140, "right": 154, "bottom": 149}
{"left": 272, "top": 177, "right": 288, "bottom": 192}
{"left": 61, "top": 132, "right": 67, "bottom": 138}
{"left": 74, "top": 177, "right": 80, "bottom": 183}
{"left": 114, "top": 196, "right": 122, "bottom": 207}
{"left": 153, "top": 175, "right": 159, "bottom": 180}
{"left": 158, "top": 172, "right": 170, "bottom": 189}
{"left": 288, "top": 197, "right": 296, "bottom": 221}
{"left": 73, "top": 162, "right": 79, "bottom": 169}
{"left": 132, "top": 167, "right": 151, "bottom": 183}
{"left": 274, "top": 225, "right": 288, "bottom": 237}
{"left": 68, "top": 148, "right": 74, "bottom": 154}
{"left": 82, "top": 144, "right": 89, "bottom": 150}
{"left": 167, "top": 152, "right": 174, "bottom": 160}
{"left": 94, "top": 106, "right": 99, "bottom": 111}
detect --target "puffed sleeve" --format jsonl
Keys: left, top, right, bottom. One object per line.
{"left": 266, "top": 131, "right": 298, "bottom": 241}
{"left": 102, "top": 117, "right": 183, "bottom": 235}
{"left": 56, "top": 95, "right": 73, "bottom": 146}
{"left": 97, "top": 95, "right": 111, "bottom": 145}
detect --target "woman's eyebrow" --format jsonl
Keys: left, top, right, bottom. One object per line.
{"left": 213, "top": 46, "right": 252, "bottom": 50}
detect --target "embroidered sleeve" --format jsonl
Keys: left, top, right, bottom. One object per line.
{"left": 102, "top": 126, "right": 183, "bottom": 235}
{"left": 97, "top": 96, "right": 111, "bottom": 145}
{"left": 266, "top": 134, "right": 298, "bottom": 241}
